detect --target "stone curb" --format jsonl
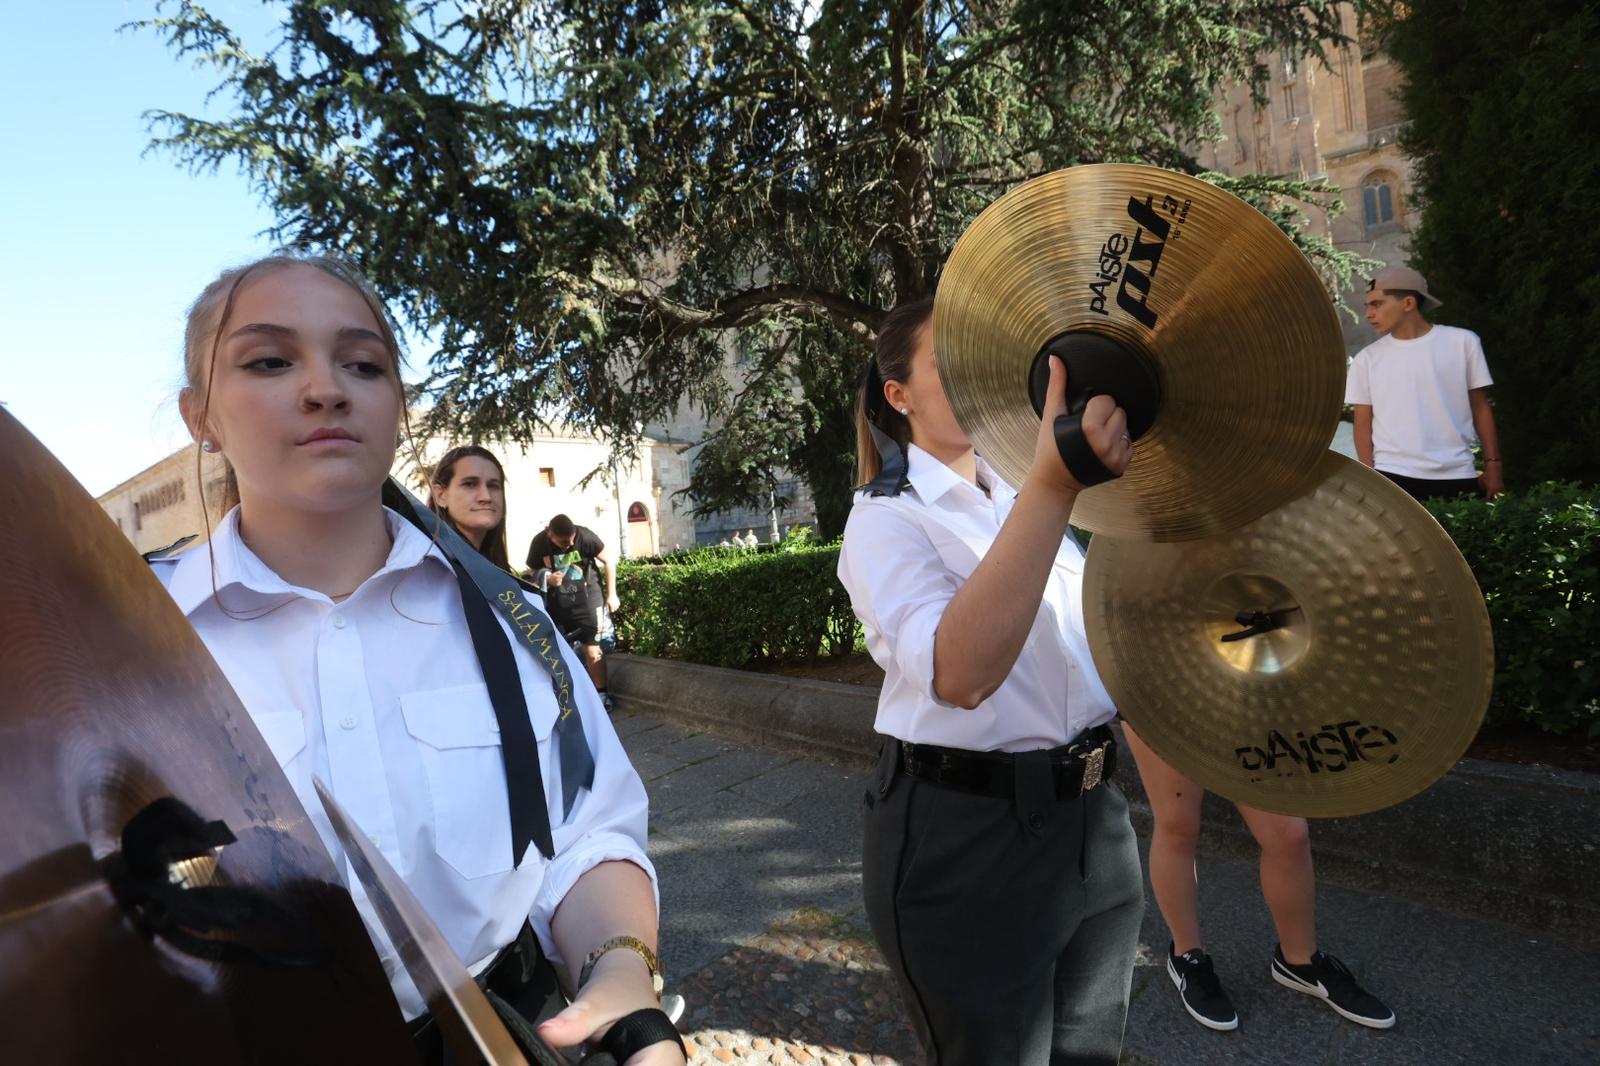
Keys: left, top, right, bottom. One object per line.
{"left": 610, "top": 653, "right": 1600, "bottom": 945}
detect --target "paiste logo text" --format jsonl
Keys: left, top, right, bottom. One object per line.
{"left": 1089, "top": 193, "right": 1192, "bottom": 328}
{"left": 1234, "top": 719, "right": 1400, "bottom": 778}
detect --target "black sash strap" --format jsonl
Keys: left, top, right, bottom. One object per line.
{"left": 450, "top": 554, "right": 556, "bottom": 864}
{"left": 382, "top": 479, "right": 595, "bottom": 865}
{"left": 861, "top": 423, "right": 912, "bottom": 498}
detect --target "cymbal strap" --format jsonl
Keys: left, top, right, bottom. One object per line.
{"left": 105, "top": 797, "right": 330, "bottom": 968}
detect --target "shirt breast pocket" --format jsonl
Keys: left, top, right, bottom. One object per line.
{"left": 251, "top": 709, "right": 307, "bottom": 769}
{"left": 400, "top": 683, "right": 549, "bottom": 880}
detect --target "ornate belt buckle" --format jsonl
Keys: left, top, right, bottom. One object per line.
{"left": 1081, "top": 745, "right": 1106, "bottom": 792}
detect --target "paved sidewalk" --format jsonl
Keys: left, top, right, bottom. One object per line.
{"left": 617, "top": 711, "right": 1600, "bottom": 1066}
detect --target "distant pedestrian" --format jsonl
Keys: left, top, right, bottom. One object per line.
{"left": 1347, "top": 266, "right": 1503, "bottom": 501}
{"left": 527, "top": 515, "right": 622, "bottom": 712}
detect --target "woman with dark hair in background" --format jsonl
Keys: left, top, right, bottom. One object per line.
{"left": 429, "top": 444, "right": 512, "bottom": 570}
{"left": 838, "top": 296, "right": 1141, "bottom": 1065}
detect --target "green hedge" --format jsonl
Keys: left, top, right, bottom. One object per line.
{"left": 615, "top": 541, "right": 860, "bottom": 669}
{"left": 617, "top": 485, "right": 1599, "bottom": 737}
{"left": 1425, "top": 482, "right": 1599, "bottom": 737}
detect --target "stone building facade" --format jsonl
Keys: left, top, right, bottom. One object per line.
{"left": 99, "top": 427, "right": 694, "bottom": 562}
{"left": 98, "top": 448, "right": 231, "bottom": 555}
{"left": 646, "top": 349, "right": 821, "bottom": 547}
{"left": 1193, "top": 5, "right": 1418, "bottom": 356}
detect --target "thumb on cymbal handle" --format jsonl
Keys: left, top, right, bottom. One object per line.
{"left": 1053, "top": 414, "right": 1119, "bottom": 487}
{"left": 1029, "top": 330, "right": 1162, "bottom": 438}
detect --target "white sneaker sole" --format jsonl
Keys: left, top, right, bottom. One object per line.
{"left": 1167, "top": 956, "right": 1239, "bottom": 1032}
{"left": 1270, "top": 961, "right": 1396, "bottom": 1029}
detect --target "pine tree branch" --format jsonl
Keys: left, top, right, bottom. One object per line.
{"left": 569, "top": 272, "right": 886, "bottom": 339}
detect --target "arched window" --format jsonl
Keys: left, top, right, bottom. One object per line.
{"left": 627, "top": 502, "right": 649, "bottom": 523}
{"left": 1362, "top": 173, "right": 1398, "bottom": 228}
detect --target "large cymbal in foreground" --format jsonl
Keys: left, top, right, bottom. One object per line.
{"left": 935, "top": 163, "right": 1345, "bottom": 540}
{"left": 1083, "top": 453, "right": 1493, "bottom": 817}
{"left": 316, "top": 779, "right": 555, "bottom": 1066}
{"left": 0, "top": 411, "right": 414, "bottom": 1063}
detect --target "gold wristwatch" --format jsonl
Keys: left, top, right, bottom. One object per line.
{"left": 578, "top": 935, "right": 663, "bottom": 997}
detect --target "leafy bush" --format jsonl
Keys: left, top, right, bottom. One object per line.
{"left": 616, "top": 486, "right": 1599, "bottom": 737}
{"left": 1426, "top": 483, "right": 1599, "bottom": 737}
{"left": 615, "top": 542, "right": 859, "bottom": 668}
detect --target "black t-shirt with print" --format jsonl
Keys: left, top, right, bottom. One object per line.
{"left": 526, "top": 526, "right": 606, "bottom": 613}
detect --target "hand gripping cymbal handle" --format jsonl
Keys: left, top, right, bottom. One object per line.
{"left": 1029, "top": 331, "right": 1162, "bottom": 488}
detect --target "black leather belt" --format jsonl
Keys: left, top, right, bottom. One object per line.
{"left": 898, "top": 725, "right": 1117, "bottom": 800}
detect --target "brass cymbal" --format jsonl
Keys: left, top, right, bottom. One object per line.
{"left": 1082, "top": 452, "right": 1494, "bottom": 817}
{"left": 0, "top": 411, "right": 414, "bottom": 1063}
{"left": 316, "top": 779, "right": 550, "bottom": 1066}
{"left": 934, "top": 163, "right": 1345, "bottom": 540}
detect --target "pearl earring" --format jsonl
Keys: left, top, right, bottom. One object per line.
{"left": 899, "top": 408, "right": 909, "bottom": 416}
{"left": 201, "top": 440, "right": 218, "bottom": 453}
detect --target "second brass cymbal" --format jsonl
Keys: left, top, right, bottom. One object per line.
{"left": 934, "top": 164, "right": 1345, "bottom": 540}
{"left": 0, "top": 410, "right": 414, "bottom": 1064}
{"left": 1082, "top": 452, "right": 1494, "bottom": 817}
{"left": 316, "top": 780, "right": 550, "bottom": 1066}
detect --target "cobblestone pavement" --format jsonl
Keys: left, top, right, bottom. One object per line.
{"left": 675, "top": 909, "right": 919, "bottom": 1066}
{"left": 616, "top": 710, "right": 1600, "bottom": 1066}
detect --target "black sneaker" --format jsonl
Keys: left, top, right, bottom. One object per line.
{"left": 1271, "top": 946, "right": 1395, "bottom": 1029}
{"left": 1167, "top": 943, "right": 1239, "bottom": 1031}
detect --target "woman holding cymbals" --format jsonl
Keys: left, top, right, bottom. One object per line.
{"left": 838, "top": 296, "right": 1142, "bottom": 1065}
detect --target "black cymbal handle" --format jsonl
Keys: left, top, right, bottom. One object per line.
{"left": 1029, "top": 330, "right": 1163, "bottom": 438}
{"left": 1053, "top": 414, "right": 1119, "bottom": 487}
{"left": 1220, "top": 607, "right": 1298, "bottom": 643}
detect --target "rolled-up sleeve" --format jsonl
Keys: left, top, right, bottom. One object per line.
{"left": 838, "top": 500, "right": 961, "bottom": 706}
{"left": 528, "top": 642, "right": 657, "bottom": 967}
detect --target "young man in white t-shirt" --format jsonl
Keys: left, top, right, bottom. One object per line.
{"left": 1345, "top": 265, "right": 1504, "bottom": 501}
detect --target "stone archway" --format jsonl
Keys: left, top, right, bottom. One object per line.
{"left": 625, "top": 501, "right": 655, "bottom": 557}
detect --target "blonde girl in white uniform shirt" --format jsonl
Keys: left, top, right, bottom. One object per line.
{"left": 838, "top": 298, "right": 1142, "bottom": 1065}
{"left": 153, "top": 253, "right": 683, "bottom": 1065}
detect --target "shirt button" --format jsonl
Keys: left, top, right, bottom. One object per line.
{"left": 331, "top": 613, "right": 347, "bottom": 629}
{"left": 339, "top": 715, "right": 357, "bottom": 730}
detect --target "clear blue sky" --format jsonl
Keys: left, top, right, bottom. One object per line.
{"left": 1, "top": 2, "right": 330, "bottom": 495}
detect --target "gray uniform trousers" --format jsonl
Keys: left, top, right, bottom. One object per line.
{"left": 862, "top": 737, "right": 1144, "bottom": 1066}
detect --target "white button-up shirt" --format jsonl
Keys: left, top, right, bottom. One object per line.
{"left": 837, "top": 445, "right": 1116, "bottom": 752}
{"left": 154, "top": 507, "right": 655, "bottom": 1019}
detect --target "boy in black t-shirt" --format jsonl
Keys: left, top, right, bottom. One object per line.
{"left": 526, "top": 514, "right": 620, "bottom": 710}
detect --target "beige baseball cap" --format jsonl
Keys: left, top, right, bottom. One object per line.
{"left": 1367, "top": 265, "right": 1442, "bottom": 311}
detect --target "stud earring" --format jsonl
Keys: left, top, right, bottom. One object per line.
{"left": 201, "top": 440, "right": 218, "bottom": 453}
{"left": 899, "top": 408, "right": 909, "bottom": 416}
